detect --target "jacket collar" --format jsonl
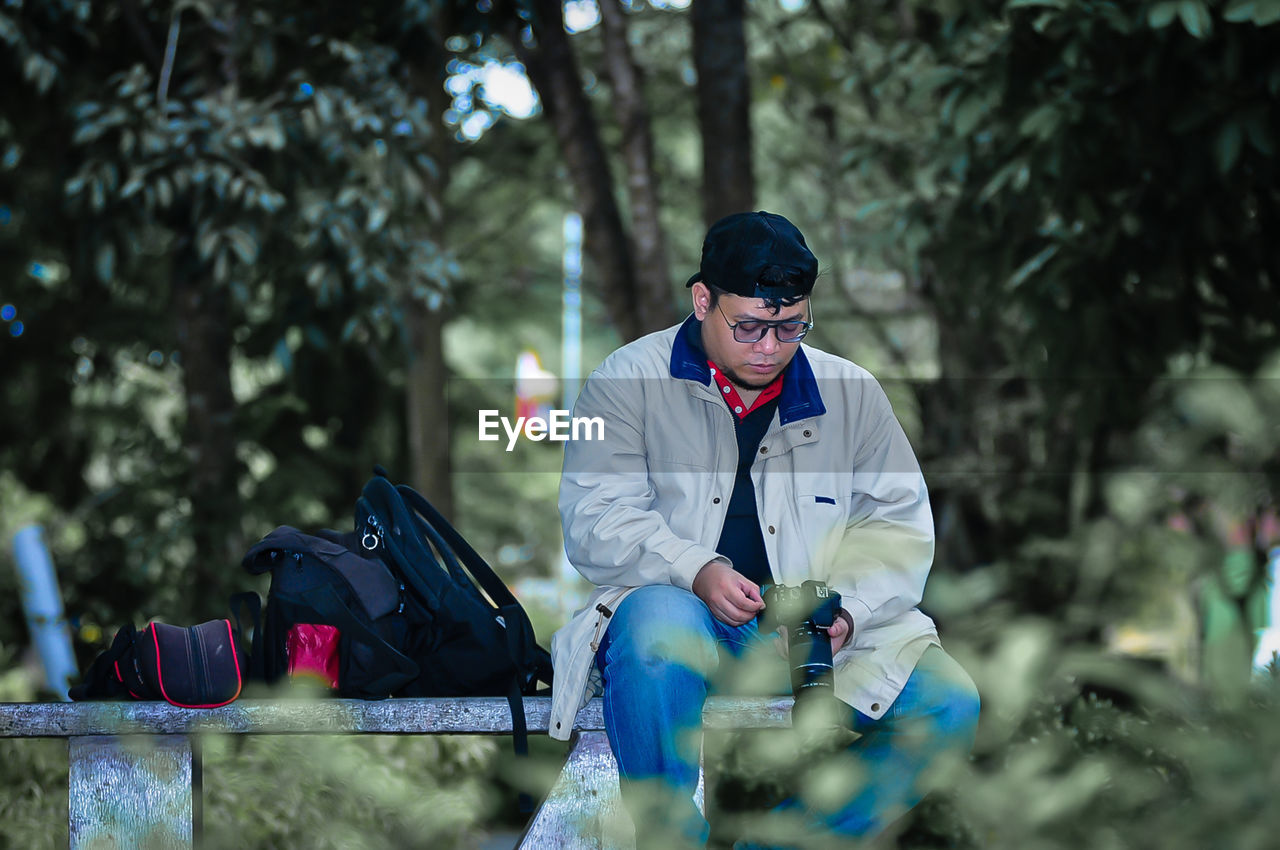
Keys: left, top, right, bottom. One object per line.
{"left": 669, "top": 313, "right": 826, "bottom": 425}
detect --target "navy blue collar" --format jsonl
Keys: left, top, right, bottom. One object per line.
{"left": 669, "top": 313, "right": 826, "bottom": 425}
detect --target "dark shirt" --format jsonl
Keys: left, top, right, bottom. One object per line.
{"left": 714, "top": 395, "right": 779, "bottom": 586}
{"left": 681, "top": 318, "right": 784, "bottom": 587}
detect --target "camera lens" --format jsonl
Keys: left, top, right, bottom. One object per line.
{"left": 761, "top": 581, "right": 848, "bottom": 731}
{"left": 789, "top": 620, "right": 834, "bottom": 696}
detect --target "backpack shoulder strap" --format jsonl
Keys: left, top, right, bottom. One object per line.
{"left": 229, "top": 591, "right": 263, "bottom": 681}
{"left": 69, "top": 625, "right": 150, "bottom": 701}
{"left": 393, "top": 483, "right": 520, "bottom": 609}
{"left": 358, "top": 476, "right": 451, "bottom": 600}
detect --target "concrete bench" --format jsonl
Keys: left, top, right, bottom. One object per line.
{"left": 0, "top": 696, "right": 792, "bottom": 849}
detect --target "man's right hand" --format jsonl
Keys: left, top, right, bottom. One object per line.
{"left": 692, "top": 560, "right": 765, "bottom": 626}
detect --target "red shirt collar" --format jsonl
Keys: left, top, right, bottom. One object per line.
{"left": 708, "top": 360, "right": 784, "bottom": 420}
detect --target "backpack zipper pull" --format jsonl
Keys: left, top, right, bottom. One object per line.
{"left": 362, "top": 515, "right": 384, "bottom": 551}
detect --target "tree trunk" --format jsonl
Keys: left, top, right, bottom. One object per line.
{"left": 405, "top": 304, "right": 453, "bottom": 516}
{"left": 514, "top": 0, "right": 671, "bottom": 341}
{"left": 598, "top": 0, "right": 676, "bottom": 324}
{"left": 692, "top": 0, "right": 755, "bottom": 226}
{"left": 172, "top": 250, "right": 241, "bottom": 602}
{"left": 400, "top": 40, "right": 455, "bottom": 517}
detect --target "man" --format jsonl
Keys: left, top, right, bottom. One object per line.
{"left": 550, "top": 211, "right": 979, "bottom": 847}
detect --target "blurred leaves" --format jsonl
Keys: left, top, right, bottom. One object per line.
{"left": 1, "top": 0, "right": 458, "bottom": 642}
{"left": 0, "top": 732, "right": 502, "bottom": 850}
{"left": 202, "top": 734, "right": 496, "bottom": 850}
{"left": 3, "top": 0, "right": 1280, "bottom": 847}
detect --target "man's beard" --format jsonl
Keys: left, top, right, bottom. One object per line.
{"left": 721, "top": 364, "right": 777, "bottom": 391}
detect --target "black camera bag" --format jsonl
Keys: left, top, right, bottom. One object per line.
{"left": 70, "top": 619, "right": 244, "bottom": 708}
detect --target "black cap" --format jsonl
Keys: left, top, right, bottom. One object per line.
{"left": 686, "top": 211, "right": 818, "bottom": 300}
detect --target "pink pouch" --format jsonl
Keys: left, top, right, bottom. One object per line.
{"left": 286, "top": 623, "right": 341, "bottom": 688}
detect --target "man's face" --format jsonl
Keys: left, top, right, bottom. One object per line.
{"left": 691, "top": 283, "right": 809, "bottom": 391}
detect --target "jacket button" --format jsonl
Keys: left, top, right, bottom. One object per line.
{"left": 803, "top": 430, "right": 812, "bottom": 438}
{"left": 759, "top": 446, "right": 768, "bottom": 454}
{"left": 713, "top": 497, "right": 721, "bottom": 504}
{"left": 871, "top": 703, "right": 881, "bottom": 712}
{"left": 768, "top": 525, "right": 775, "bottom": 534}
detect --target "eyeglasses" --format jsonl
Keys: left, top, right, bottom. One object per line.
{"left": 716, "top": 302, "right": 814, "bottom": 343}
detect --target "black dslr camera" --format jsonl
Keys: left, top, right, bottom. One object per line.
{"left": 760, "top": 580, "right": 847, "bottom": 727}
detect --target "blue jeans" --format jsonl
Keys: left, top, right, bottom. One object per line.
{"left": 595, "top": 585, "right": 980, "bottom": 847}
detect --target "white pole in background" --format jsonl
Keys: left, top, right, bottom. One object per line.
{"left": 559, "top": 212, "right": 584, "bottom": 589}
{"left": 12, "top": 525, "right": 77, "bottom": 699}
{"left": 561, "top": 212, "right": 583, "bottom": 414}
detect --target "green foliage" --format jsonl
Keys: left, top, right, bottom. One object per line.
{"left": 0, "top": 740, "right": 68, "bottom": 850}
{"left": 3, "top": 0, "right": 1280, "bottom": 846}
{"left": 804, "top": 0, "right": 1280, "bottom": 586}
{"left": 732, "top": 4, "right": 1280, "bottom": 845}
{"left": 910, "top": 627, "right": 1280, "bottom": 850}
{"left": 1, "top": 0, "right": 455, "bottom": 642}
{"left": 202, "top": 734, "right": 498, "bottom": 850}
{"left": 0, "top": 733, "right": 503, "bottom": 850}
{"left": 708, "top": 638, "right": 1280, "bottom": 849}
{"left": 919, "top": 0, "right": 1279, "bottom": 369}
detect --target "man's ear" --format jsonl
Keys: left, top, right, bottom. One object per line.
{"left": 691, "top": 281, "right": 711, "bottom": 318}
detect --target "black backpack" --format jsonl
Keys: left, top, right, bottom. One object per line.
{"left": 240, "top": 526, "right": 420, "bottom": 699}
{"left": 241, "top": 468, "right": 553, "bottom": 750}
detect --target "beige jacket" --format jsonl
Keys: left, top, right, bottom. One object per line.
{"left": 548, "top": 318, "right": 938, "bottom": 741}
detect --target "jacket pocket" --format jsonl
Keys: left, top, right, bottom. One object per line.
{"left": 792, "top": 481, "right": 851, "bottom": 581}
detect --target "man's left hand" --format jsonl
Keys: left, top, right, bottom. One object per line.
{"left": 773, "top": 609, "right": 855, "bottom": 657}
{"left": 828, "top": 611, "right": 853, "bottom": 654}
